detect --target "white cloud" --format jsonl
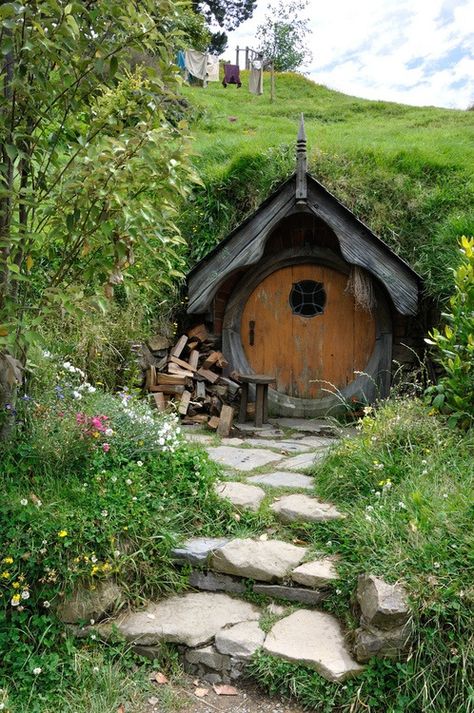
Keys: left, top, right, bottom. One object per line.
{"left": 225, "top": 0, "right": 474, "bottom": 108}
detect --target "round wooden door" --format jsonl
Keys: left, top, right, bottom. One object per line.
{"left": 241, "top": 264, "right": 376, "bottom": 399}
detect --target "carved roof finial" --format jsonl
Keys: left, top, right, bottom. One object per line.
{"left": 296, "top": 113, "right": 307, "bottom": 202}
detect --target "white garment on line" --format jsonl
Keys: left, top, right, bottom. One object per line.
{"left": 249, "top": 60, "right": 263, "bottom": 95}
{"left": 185, "top": 49, "right": 208, "bottom": 80}
{"left": 206, "top": 55, "right": 220, "bottom": 82}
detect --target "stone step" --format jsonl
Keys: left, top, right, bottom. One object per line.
{"left": 210, "top": 538, "right": 307, "bottom": 582}
{"left": 172, "top": 537, "right": 230, "bottom": 565}
{"left": 242, "top": 438, "right": 313, "bottom": 453}
{"left": 215, "top": 481, "right": 265, "bottom": 512}
{"left": 207, "top": 445, "right": 285, "bottom": 472}
{"left": 270, "top": 494, "right": 343, "bottom": 524}
{"left": 281, "top": 450, "right": 328, "bottom": 472}
{"left": 263, "top": 609, "right": 364, "bottom": 682}
{"left": 291, "top": 558, "right": 339, "bottom": 587}
{"left": 247, "top": 471, "right": 314, "bottom": 490}
{"left": 99, "top": 592, "right": 260, "bottom": 648}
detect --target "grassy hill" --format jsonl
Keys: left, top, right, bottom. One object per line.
{"left": 181, "top": 71, "right": 474, "bottom": 301}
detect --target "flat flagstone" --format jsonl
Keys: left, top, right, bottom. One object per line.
{"left": 215, "top": 481, "right": 265, "bottom": 512}
{"left": 243, "top": 439, "right": 312, "bottom": 453}
{"left": 271, "top": 418, "right": 335, "bottom": 434}
{"left": 207, "top": 446, "right": 284, "bottom": 472}
{"left": 270, "top": 494, "right": 343, "bottom": 523}
{"left": 215, "top": 620, "right": 265, "bottom": 659}
{"left": 221, "top": 437, "right": 245, "bottom": 446}
{"left": 291, "top": 559, "right": 339, "bottom": 587}
{"left": 211, "top": 538, "right": 307, "bottom": 582}
{"left": 298, "top": 436, "right": 338, "bottom": 448}
{"left": 234, "top": 423, "right": 284, "bottom": 437}
{"left": 280, "top": 451, "right": 328, "bottom": 472}
{"left": 247, "top": 471, "right": 314, "bottom": 490}
{"left": 172, "top": 537, "right": 230, "bottom": 565}
{"left": 103, "top": 592, "right": 260, "bottom": 648}
{"left": 263, "top": 609, "right": 364, "bottom": 682}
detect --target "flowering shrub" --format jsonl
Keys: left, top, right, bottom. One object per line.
{"left": 0, "top": 353, "right": 235, "bottom": 705}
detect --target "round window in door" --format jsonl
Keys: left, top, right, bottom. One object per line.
{"left": 289, "top": 280, "right": 326, "bottom": 317}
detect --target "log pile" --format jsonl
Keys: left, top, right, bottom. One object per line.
{"left": 144, "top": 324, "right": 240, "bottom": 436}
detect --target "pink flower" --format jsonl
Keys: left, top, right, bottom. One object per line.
{"left": 76, "top": 412, "right": 86, "bottom": 424}
{"left": 91, "top": 416, "right": 105, "bottom": 431}
{"left": 102, "top": 443, "right": 110, "bottom": 452}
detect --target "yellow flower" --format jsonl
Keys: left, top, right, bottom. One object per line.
{"left": 58, "top": 530, "right": 68, "bottom": 538}
{"left": 11, "top": 593, "right": 21, "bottom": 605}
{"left": 1, "top": 571, "right": 11, "bottom": 579}
{"left": 92, "top": 431, "right": 100, "bottom": 439}
{"left": 91, "top": 565, "right": 100, "bottom": 575}
{"left": 12, "top": 581, "right": 20, "bottom": 589}
{"left": 2, "top": 556, "right": 13, "bottom": 564}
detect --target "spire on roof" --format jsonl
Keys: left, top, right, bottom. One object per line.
{"left": 296, "top": 113, "right": 307, "bottom": 202}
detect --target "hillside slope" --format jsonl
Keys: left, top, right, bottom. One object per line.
{"left": 181, "top": 72, "right": 474, "bottom": 300}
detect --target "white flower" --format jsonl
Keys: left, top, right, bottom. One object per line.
{"left": 93, "top": 666, "right": 100, "bottom": 673}
{"left": 21, "top": 590, "right": 30, "bottom": 600}
{"left": 366, "top": 505, "right": 374, "bottom": 511}
{"left": 335, "top": 588, "right": 342, "bottom": 595}
{"left": 63, "top": 361, "right": 71, "bottom": 369}
{"left": 90, "top": 619, "right": 95, "bottom": 625}
{"left": 87, "top": 385, "right": 96, "bottom": 393}
{"left": 39, "top": 548, "right": 47, "bottom": 555}
{"left": 43, "top": 601, "right": 51, "bottom": 608}
{"left": 72, "top": 390, "right": 82, "bottom": 400}
{"left": 42, "top": 539, "right": 47, "bottom": 545}
{"left": 443, "top": 493, "right": 448, "bottom": 498}
{"left": 0, "top": 702, "right": 5, "bottom": 709}
{"left": 398, "top": 501, "right": 407, "bottom": 509}
{"left": 20, "top": 498, "right": 28, "bottom": 506}
{"left": 111, "top": 476, "right": 117, "bottom": 483}
{"left": 365, "top": 513, "right": 372, "bottom": 521}
{"left": 105, "top": 428, "right": 114, "bottom": 437}
{"left": 136, "top": 460, "right": 143, "bottom": 467}
{"left": 422, "top": 469, "right": 428, "bottom": 476}
{"left": 126, "top": 479, "right": 132, "bottom": 485}
{"left": 11, "top": 597, "right": 20, "bottom": 607}
{"left": 132, "top": 496, "right": 137, "bottom": 501}
{"left": 326, "top": 540, "right": 332, "bottom": 547}
{"left": 100, "top": 510, "right": 108, "bottom": 517}
{"left": 33, "top": 667, "right": 42, "bottom": 675}
{"left": 114, "top": 550, "right": 121, "bottom": 557}
{"left": 91, "top": 555, "right": 98, "bottom": 564}
{"left": 90, "top": 634, "right": 96, "bottom": 640}
{"left": 42, "top": 350, "right": 52, "bottom": 358}
{"left": 421, "top": 459, "right": 427, "bottom": 465}
{"left": 434, "top": 562, "right": 441, "bottom": 569}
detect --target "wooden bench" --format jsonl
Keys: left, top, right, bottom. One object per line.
{"left": 237, "top": 374, "right": 277, "bottom": 428}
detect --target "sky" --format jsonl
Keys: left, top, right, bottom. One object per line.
{"left": 225, "top": 0, "right": 474, "bottom": 109}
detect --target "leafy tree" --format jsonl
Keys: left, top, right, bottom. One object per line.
{"left": 192, "top": 0, "right": 257, "bottom": 54}
{"left": 256, "top": 0, "right": 312, "bottom": 71}
{"left": 0, "top": 0, "right": 198, "bottom": 440}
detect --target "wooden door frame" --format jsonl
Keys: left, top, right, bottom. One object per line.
{"left": 222, "top": 246, "right": 393, "bottom": 417}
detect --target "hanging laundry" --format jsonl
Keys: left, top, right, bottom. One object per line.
{"left": 185, "top": 49, "right": 208, "bottom": 81}
{"left": 223, "top": 63, "right": 242, "bottom": 88}
{"left": 249, "top": 59, "right": 263, "bottom": 95}
{"left": 206, "top": 55, "right": 220, "bottom": 82}
{"left": 176, "top": 50, "right": 186, "bottom": 71}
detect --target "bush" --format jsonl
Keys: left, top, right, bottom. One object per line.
{"left": 425, "top": 236, "right": 474, "bottom": 429}
{"left": 292, "top": 399, "right": 473, "bottom": 713}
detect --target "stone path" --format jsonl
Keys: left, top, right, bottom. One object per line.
{"left": 85, "top": 419, "right": 365, "bottom": 692}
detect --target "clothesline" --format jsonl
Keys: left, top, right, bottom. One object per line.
{"left": 176, "top": 49, "right": 265, "bottom": 96}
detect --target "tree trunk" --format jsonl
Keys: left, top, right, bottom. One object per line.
{"left": 0, "top": 354, "right": 18, "bottom": 442}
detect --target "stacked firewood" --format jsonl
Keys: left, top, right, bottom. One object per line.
{"left": 144, "top": 324, "right": 241, "bottom": 436}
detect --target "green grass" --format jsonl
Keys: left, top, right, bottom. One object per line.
{"left": 180, "top": 71, "right": 474, "bottom": 300}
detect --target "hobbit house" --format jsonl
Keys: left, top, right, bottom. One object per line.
{"left": 187, "top": 117, "right": 423, "bottom": 417}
